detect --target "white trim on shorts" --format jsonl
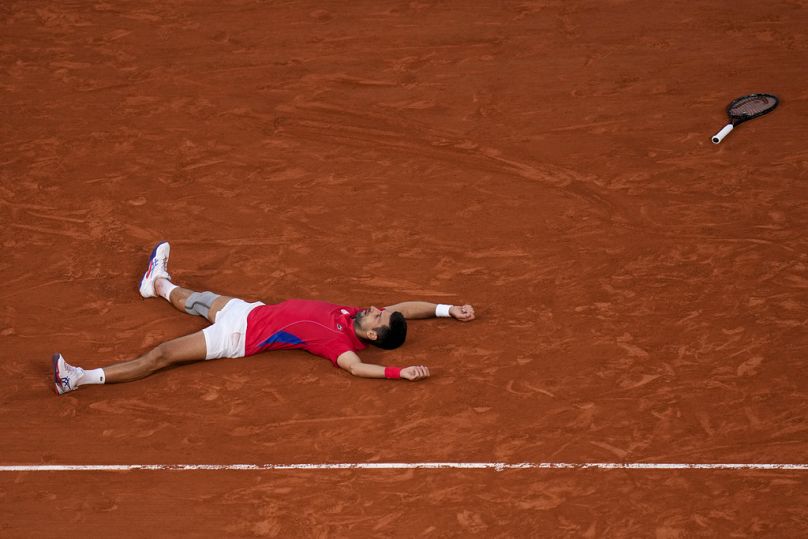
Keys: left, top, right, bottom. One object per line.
{"left": 202, "top": 299, "right": 265, "bottom": 360}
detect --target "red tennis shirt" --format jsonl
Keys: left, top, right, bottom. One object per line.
{"left": 244, "top": 299, "right": 368, "bottom": 365}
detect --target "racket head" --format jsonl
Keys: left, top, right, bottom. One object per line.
{"left": 727, "top": 93, "right": 779, "bottom": 126}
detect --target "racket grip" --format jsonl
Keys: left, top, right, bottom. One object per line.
{"left": 712, "top": 124, "right": 733, "bottom": 144}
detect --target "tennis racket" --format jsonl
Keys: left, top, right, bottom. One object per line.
{"left": 712, "top": 93, "right": 779, "bottom": 144}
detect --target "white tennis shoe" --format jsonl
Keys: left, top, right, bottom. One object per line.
{"left": 52, "top": 353, "right": 83, "bottom": 395}
{"left": 138, "top": 241, "right": 171, "bottom": 298}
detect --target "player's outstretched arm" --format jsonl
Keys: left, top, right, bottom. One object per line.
{"left": 384, "top": 301, "right": 476, "bottom": 322}
{"left": 337, "top": 351, "right": 430, "bottom": 381}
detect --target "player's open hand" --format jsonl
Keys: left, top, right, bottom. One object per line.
{"left": 401, "top": 365, "right": 430, "bottom": 381}
{"left": 450, "top": 304, "right": 475, "bottom": 322}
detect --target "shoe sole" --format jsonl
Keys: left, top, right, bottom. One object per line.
{"left": 51, "top": 353, "right": 63, "bottom": 395}
{"left": 139, "top": 241, "right": 169, "bottom": 297}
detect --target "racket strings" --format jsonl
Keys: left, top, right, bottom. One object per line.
{"left": 730, "top": 97, "right": 776, "bottom": 117}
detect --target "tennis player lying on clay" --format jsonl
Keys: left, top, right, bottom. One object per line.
{"left": 51, "top": 242, "right": 476, "bottom": 395}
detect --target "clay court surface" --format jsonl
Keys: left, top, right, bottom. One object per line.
{"left": 2, "top": 0, "right": 808, "bottom": 536}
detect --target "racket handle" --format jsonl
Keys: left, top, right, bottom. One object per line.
{"left": 712, "top": 124, "right": 733, "bottom": 144}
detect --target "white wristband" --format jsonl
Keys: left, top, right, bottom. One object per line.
{"left": 435, "top": 304, "right": 452, "bottom": 318}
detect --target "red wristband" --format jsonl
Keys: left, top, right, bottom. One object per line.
{"left": 384, "top": 366, "right": 402, "bottom": 379}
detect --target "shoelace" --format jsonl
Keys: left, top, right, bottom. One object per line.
{"left": 61, "top": 364, "right": 81, "bottom": 383}
{"left": 157, "top": 255, "right": 169, "bottom": 275}
{"left": 147, "top": 255, "right": 169, "bottom": 278}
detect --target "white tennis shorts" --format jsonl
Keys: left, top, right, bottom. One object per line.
{"left": 202, "top": 299, "right": 264, "bottom": 360}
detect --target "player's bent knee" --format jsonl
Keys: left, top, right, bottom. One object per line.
{"left": 152, "top": 342, "right": 185, "bottom": 368}
{"left": 185, "top": 291, "right": 220, "bottom": 318}
{"left": 144, "top": 345, "right": 168, "bottom": 370}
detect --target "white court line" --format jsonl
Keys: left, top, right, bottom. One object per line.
{"left": 1, "top": 462, "right": 807, "bottom": 472}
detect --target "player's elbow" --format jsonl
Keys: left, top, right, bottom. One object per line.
{"left": 345, "top": 361, "right": 375, "bottom": 378}
{"left": 348, "top": 363, "right": 364, "bottom": 377}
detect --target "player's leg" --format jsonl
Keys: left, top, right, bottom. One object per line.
{"left": 102, "top": 331, "right": 207, "bottom": 383}
{"left": 156, "top": 279, "right": 234, "bottom": 324}
{"left": 137, "top": 241, "right": 234, "bottom": 324}
{"left": 52, "top": 331, "right": 207, "bottom": 395}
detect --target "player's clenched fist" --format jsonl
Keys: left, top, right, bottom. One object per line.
{"left": 401, "top": 365, "right": 430, "bottom": 381}
{"left": 450, "top": 304, "right": 475, "bottom": 322}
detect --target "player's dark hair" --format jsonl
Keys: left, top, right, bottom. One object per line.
{"left": 372, "top": 311, "right": 407, "bottom": 350}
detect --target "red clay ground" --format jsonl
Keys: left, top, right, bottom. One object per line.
{"left": 1, "top": 0, "right": 807, "bottom": 537}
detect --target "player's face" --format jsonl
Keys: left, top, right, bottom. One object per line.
{"left": 356, "top": 306, "right": 392, "bottom": 332}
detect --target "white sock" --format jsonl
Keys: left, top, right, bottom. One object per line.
{"left": 78, "top": 368, "right": 105, "bottom": 386}
{"left": 156, "top": 279, "right": 178, "bottom": 301}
